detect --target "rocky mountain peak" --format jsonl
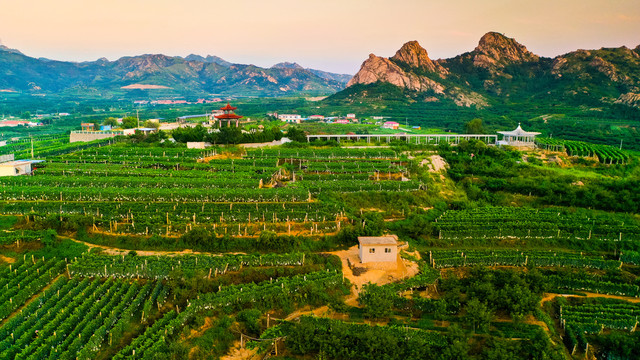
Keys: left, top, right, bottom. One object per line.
{"left": 347, "top": 53, "right": 446, "bottom": 94}
{"left": 271, "top": 62, "right": 305, "bottom": 70}
{"left": 391, "top": 41, "right": 433, "bottom": 69}
{"left": 473, "top": 32, "right": 539, "bottom": 68}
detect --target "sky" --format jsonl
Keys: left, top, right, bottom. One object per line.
{"left": 0, "top": 0, "right": 639, "bottom": 74}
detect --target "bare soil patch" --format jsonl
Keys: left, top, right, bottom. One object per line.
{"left": 220, "top": 340, "right": 259, "bottom": 360}
{"left": 423, "top": 155, "right": 448, "bottom": 173}
{"left": 541, "top": 292, "right": 640, "bottom": 305}
{"left": 329, "top": 244, "right": 420, "bottom": 297}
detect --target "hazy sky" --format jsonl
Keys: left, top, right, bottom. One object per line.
{"left": 0, "top": 0, "right": 639, "bottom": 74}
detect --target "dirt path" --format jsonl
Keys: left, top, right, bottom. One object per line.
{"left": 65, "top": 236, "right": 243, "bottom": 257}
{"left": 541, "top": 292, "right": 640, "bottom": 305}
{"left": 220, "top": 341, "right": 259, "bottom": 360}
{"left": 0, "top": 254, "right": 15, "bottom": 263}
{"left": 492, "top": 314, "right": 551, "bottom": 333}
{"left": 186, "top": 317, "right": 215, "bottom": 340}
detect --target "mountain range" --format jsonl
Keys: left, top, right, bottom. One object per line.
{"left": 0, "top": 46, "right": 351, "bottom": 97}
{"left": 2, "top": 33, "right": 640, "bottom": 109}
{"left": 340, "top": 32, "right": 640, "bottom": 109}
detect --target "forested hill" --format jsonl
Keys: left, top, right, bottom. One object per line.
{"left": 342, "top": 32, "right": 640, "bottom": 111}
{"left": 0, "top": 46, "right": 351, "bottom": 97}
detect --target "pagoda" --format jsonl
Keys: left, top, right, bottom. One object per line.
{"left": 497, "top": 123, "right": 541, "bottom": 148}
{"left": 214, "top": 103, "right": 243, "bottom": 127}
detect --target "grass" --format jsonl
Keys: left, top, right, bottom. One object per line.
{"left": 0, "top": 216, "right": 18, "bottom": 230}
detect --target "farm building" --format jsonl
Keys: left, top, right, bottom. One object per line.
{"left": 278, "top": 114, "right": 302, "bottom": 123}
{"left": 187, "top": 142, "right": 210, "bottom": 149}
{"left": 0, "top": 159, "right": 44, "bottom": 176}
{"left": 383, "top": 121, "right": 400, "bottom": 130}
{"left": 358, "top": 235, "right": 398, "bottom": 263}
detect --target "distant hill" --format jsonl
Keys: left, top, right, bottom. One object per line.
{"left": 340, "top": 32, "right": 640, "bottom": 110}
{"left": 272, "top": 62, "right": 352, "bottom": 84}
{"left": 183, "top": 54, "right": 232, "bottom": 67}
{"left": 0, "top": 48, "right": 352, "bottom": 97}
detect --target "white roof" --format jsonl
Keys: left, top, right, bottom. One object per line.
{"left": 358, "top": 235, "right": 398, "bottom": 246}
{"left": 497, "top": 123, "right": 541, "bottom": 136}
{"left": 0, "top": 160, "right": 32, "bottom": 166}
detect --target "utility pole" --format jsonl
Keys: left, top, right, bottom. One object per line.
{"left": 620, "top": 139, "right": 623, "bottom": 150}
{"left": 136, "top": 109, "right": 140, "bottom": 128}
{"left": 30, "top": 134, "right": 34, "bottom": 158}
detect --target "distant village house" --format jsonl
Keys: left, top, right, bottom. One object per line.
{"left": 383, "top": 121, "right": 400, "bottom": 130}
{"left": 278, "top": 114, "right": 302, "bottom": 123}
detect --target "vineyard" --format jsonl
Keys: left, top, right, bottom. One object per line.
{"left": 0, "top": 143, "right": 418, "bottom": 236}
{"left": 429, "top": 250, "right": 621, "bottom": 269}
{"left": 69, "top": 252, "right": 309, "bottom": 279}
{"left": 113, "top": 270, "right": 345, "bottom": 359}
{"left": 0, "top": 129, "right": 638, "bottom": 360}
{"left": 0, "top": 256, "right": 66, "bottom": 322}
{"left": 535, "top": 138, "right": 629, "bottom": 164}
{"left": 434, "top": 207, "right": 640, "bottom": 241}
{"left": 0, "top": 134, "right": 118, "bottom": 159}
{"left": 560, "top": 301, "right": 640, "bottom": 354}
{"left": 0, "top": 277, "right": 164, "bottom": 360}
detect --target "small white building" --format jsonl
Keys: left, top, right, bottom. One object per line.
{"left": 308, "top": 115, "right": 325, "bottom": 120}
{"left": 187, "top": 142, "right": 208, "bottom": 149}
{"left": 497, "top": 123, "right": 541, "bottom": 148}
{"left": 346, "top": 113, "right": 356, "bottom": 119}
{"left": 0, "top": 160, "right": 38, "bottom": 176}
{"left": 278, "top": 114, "right": 302, "bottom": 123}
{"left": 358, "top": 235, "right": 398, "bottom": 263}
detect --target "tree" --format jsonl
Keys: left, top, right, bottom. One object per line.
{"left": 432, "top": 299, "right": 448, "bottom": 327}
{"left": 216, "top": 126, "right": 243, "bottom": 144}
{"left": 358, "top": 283, "right": 395, "bottom": 318}
{"left": 173, "top": 124, "right": 207, "bottom": 142}
{"left": 121, "top": 116, "right": 138, "bottom": 129}
{"left": 464, "top": 298, "right": 493, "bottom": 333}
{"left": 102, "top": 117, "right": 118, "bottom": 127}
{"left": 464, "top": 118, "right": 485, "bottom": 134}
{"left": 143, "top": 120, "right": 160, "bottom": 129}
{"left": 285, "top": 126, "right": 307, "bottom": 142}
{"left": 21, "top": 111, "right": 31, "bottom": 120}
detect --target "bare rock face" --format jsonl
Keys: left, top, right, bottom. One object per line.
{"left": 347, "top": 54, "right": 445, "bottom": 93}
{"left": 615, "top": 93, "right": 640, "bottom": 108}
{"left": 552, "top": 48, "right": 637, "bottom": 85}
{"left": 473, "top": 32, "right": 539, "bottom": 69}
{"left": 390, "top": 41, "right": 447, "bottom": 75}
{"left": 589, "top": 56, "right": 621, "bottom": 82}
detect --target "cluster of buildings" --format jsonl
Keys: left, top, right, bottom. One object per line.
{"left": 133, "top": 98, "right": 224, "bottom": 105}
{"left": 0, "top": 120, "right": 43, "bottom": 127}
{"left": 272, "top": 113, "right": 392, "bottom": 126}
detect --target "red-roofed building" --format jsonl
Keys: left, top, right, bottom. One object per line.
{"left": 214, "top": 103, "right": 243, "bottom": 127}
{"left": 383, "top": 121, "right": 400, "bottom": 130}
